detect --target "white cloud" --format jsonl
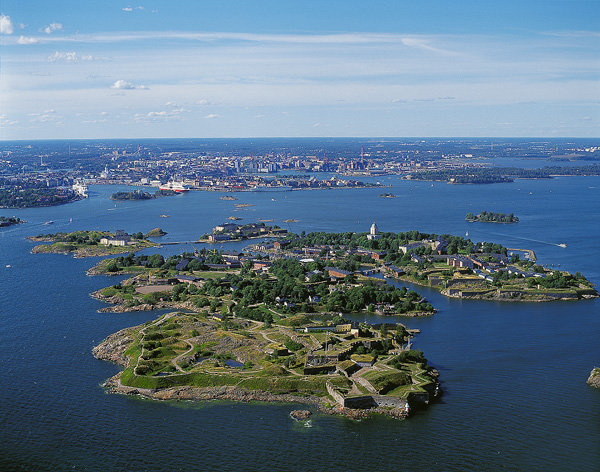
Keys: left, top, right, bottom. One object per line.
{"left": 0, "top": 114, "right": 18, "bottom": 127}
{"left": 41, "top": 22, "right": 63, "bottom": 34}
{"left": 18, "top": 36, "right": 39, "bottom": 45}
{"left": 48, "top": 51, "right": 94, "bottom": 62}
{"left": 204, "top": 114, "right": 221, "bottom": 119}
{"left": 0, "top": 14, "right": 14, "bottom": 34}
{"left": 110, "top": 79, "right": 148, "bottom": 90}
{"left": 122, "top": 7, "right": 133, "bottom": 12}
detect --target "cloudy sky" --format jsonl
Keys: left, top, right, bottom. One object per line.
{"left": 1, "top": 0, "right": 598, "bottom": 139}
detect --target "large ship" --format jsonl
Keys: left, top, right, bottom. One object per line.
{"left": 72, "top": 181, "right": 88, "bottom": 198}
{"left": 251, "top": 184, "right": 292, "bottom": 192}
{"left": 159, "top": 181, "right": 190, "bottom": 192}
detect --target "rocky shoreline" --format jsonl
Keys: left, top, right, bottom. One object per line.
{"left": 587, "top": 368, "right": 600, "bottom": 388}
{"left": 100, "top": 372, "right": 407, "bottom": 420}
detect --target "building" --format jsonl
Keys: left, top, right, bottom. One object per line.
{"left": 99, "top": 230, "right": 131, "bottom": 246}
{"left": 367, "top": 222, "right": 381, "bottom": 240}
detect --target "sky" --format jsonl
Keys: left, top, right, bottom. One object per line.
{"left": 0, "top": 0, "right": 598, "bottom": 139}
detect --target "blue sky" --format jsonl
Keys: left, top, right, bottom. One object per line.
{"left": 1, "top": 0, "right": 598, "bottom": 139}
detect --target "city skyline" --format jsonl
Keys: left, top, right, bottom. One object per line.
{"left": 1, "top": 0, "right": 598, "bottom": 140}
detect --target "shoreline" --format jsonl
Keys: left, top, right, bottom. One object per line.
{"left": 100, "top": 371, "right": 409, "bottom": 420}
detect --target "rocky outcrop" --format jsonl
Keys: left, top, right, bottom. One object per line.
{"left": 92, "top": 329, "right": 135, "bottom": 366}
{"left": 290, "top": 410, "right": 312, "bottom": 421}
{"left": 587, "top": 368, "right": 600, "bottom": 388}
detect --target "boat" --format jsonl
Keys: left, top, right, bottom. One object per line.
{"left": 465, "top": 231, "right": 469, "bottom": 237}
{"left": 558, "top": 243, "right": 567, "bottom": 248}
{"left": 160, "top": 181, "right": 190, "bottom": 193}
{"left": 44, "top": 221, "right": 53, "bottom": 225}
{"left": 160, "top": 214, "right": 170, "bottom": 218}
{"left": 6, "top": 265, "right": 11, "bottom": 268}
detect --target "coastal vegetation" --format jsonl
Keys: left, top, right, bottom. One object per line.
{"left": 0, "top": 216, "right": 24, "bottom": 227}
{"left": 0, "top": 184, "right": 82, "bottom": 208}
{"left": 89, "top": 251, "right": 435, "bottom": 317}
{"left": 466, "top": 211, "right": 519, "bottom": 223}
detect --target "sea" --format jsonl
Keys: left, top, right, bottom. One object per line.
{"left": 1, "top": 167, "right": 599, "bottom": 471}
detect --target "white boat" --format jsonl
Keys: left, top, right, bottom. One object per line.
{"left": 558, "top": 243, "right": 567, "bottom": 248}
{"left": 160, "top": 181, "right": 189, "bottom": 192}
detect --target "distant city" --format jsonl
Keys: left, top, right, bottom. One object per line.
{"left": 1, "top": 138, "right": 599, "bottom": 207}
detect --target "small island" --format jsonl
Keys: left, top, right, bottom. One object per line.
{"left": 29, "top": 229, "right": 162, "bottom": 258}
{"left": 110, "top": 189, "right": 177, "bottom": 201}
{"left": 466, "top": 211, "right": 519, "bottom": 223}
{"left": 0, "top": 216, "right": 24, "bottom": 227}
{"left": 200, "top": 222, "right": 287, "bottom": 243}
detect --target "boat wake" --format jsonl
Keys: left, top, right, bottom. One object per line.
{"left": 488, "top": 232, "right": 567, "bottom": 248}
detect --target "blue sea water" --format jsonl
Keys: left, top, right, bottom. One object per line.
{"left": 1, "top": 176, "right": 599, "bottom": 471}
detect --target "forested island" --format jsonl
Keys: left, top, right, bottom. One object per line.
{"left": 110, "top": 189, "right": 177, "bottom": 200}
{"left": 29, "top": 229, "right": 161, "bottom": 257}
{"left": 466, "top": 211, "right": 519, "bottom": 223}
{"left": 250, "top": 228, "right": 598, "bottom": 302}
{"left": 0, "top": 216, "right": 24, "bottom": 227}
{"left": 406, "top": 164, "right": 600, "bottom": 184}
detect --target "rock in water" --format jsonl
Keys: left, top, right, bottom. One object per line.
{"left": 290, "top": 410, "right": 312, "bottom": 421}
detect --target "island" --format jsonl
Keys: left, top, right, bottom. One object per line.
{"left": 244, "top": 225, "right": 598, "bottom": 302}
{"left": 404, "top": 164, "right": 600, "bottom": 184}
{"left": 110, "top": 189, "right": 177, "bottom": 200}
{"left": 29, "top": 229, "right": 162, "bottom": 258}
{"left": 200, "top": 222, "right": 288, "bottom": 243}
{"left": 36, "top": 225, "right": 597, "bottom": 418}
{"left": 0, "top": 216, "right": 24, "bottom": 227}
{"left": 466, "top": 211, "right": 519, "bottom": 223}
{"left": 94, "top": 311, "right": 439, "bottom": 419}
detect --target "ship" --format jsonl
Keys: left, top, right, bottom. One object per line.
{"left": 159, "top": 181, "right": 189, "bottom": 193}
{"left": 251, "top": 184, "right": 292, "bottom": 192}
{"left": 72, "top": 181, "right": 88, "bottom": 198}
{"left": 558, "top": 243, "right": 567, "bottom": 248}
